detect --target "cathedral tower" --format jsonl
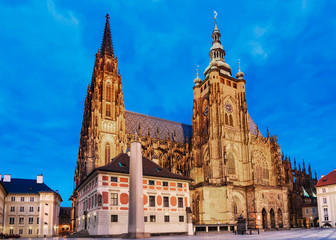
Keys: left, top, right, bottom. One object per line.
{"left": 190, "top": 13, "right": 289, "bottom": 228}
{"left": 74, "top": 15, "right": 127, "bottom": 187}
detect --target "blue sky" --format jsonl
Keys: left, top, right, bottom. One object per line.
{"left": 1, "top": 0, "right": 335, "bottom": 206}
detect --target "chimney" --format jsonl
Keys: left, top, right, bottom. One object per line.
{"left": 37, "top": 174, "right": 43, "bottom": 184}
{"left": 3, "top": 174, "right": 11, "bottom": 182}
{"left": 321, "top": 175, "right": 324, "bottom": 179}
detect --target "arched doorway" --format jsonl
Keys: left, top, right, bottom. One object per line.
{"left": 278, "top": 209, "right": 283, "bottom": 228}
{"left": 262, "top": 208, "right": 267, "bottom": 229}
{"left": 270, "top": 208, "right": 275, "bottom": 228}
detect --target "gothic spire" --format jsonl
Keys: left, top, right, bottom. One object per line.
{"left": 100, "top": 14, "right": 114, "bottom": 57}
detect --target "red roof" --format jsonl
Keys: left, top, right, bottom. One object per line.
{"left": 315, "top": 169, "right": 336, "bottom": 187}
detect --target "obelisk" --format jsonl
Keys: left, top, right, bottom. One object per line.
{"left": 126, "top": 140, "right": 150, "bottom": 238}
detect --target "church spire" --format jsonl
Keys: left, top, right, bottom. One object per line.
{"left": 100, "top": 14, "right": 114, "bottom": 57}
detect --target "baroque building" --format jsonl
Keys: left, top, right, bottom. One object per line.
{"left": 72, "top": 14, "right": 316, "bottom": 231}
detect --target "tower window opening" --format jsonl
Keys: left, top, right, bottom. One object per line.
{"left": 229, "top": 115, "right": 233, "bottom": 126}
{"left": 233, "top": 83, "right": 237, "bottom": 89}
{"left": 106, "top": 83, "right": 111, "bottom": 102}
{"left": 107, "top": 63, "right": 111, "bottom": 72}
{"left": 106, "top": 103, "right": 111, "bottom": 117}
{"left": 225, "top": 113, "right": 228, "bottom": 125}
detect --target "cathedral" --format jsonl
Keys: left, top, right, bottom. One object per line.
{"left": 71, "top": 14, "right": 317, "bottom": 232}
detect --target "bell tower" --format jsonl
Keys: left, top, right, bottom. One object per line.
{"left": 74, "top": 14, "right": 127, "bottom": 186}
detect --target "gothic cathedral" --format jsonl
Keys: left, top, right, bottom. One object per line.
{"left": 72, "top": 14, "right": 317, "bottom": 230}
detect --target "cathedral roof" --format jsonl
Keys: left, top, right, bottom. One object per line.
{"left": 315, "top": 169, "right": 336, "bottom": 187}
{"left": 96, "top": 153, "right": 192, "bottom": 181}
{"left": 248, "top": 113, "right": 263, "bottom": 136}
{"left": 125, "top": 111, "right": 261, "bottom": 140}
{"left": 1, "top": 178, "right": 56, "bottom": 194}
{"left": 125, "top": 111, "right": 192, "bottom": 143}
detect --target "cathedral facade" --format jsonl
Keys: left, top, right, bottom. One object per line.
{"left": 72, "top": 14, "right": 316, "bottom": 231}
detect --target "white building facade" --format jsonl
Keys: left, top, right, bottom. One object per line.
{"left": 1, "top": 175, "right": 62, "bottom": 237}
{"left": 316, "top": 170, "right": 336, "bottom": 228}
{"left": 75, "top": 153, "right": 192, "bottom": 236}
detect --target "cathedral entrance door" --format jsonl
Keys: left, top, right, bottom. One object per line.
{"left": 262, "top": 208, "right": 267, "bottom": 229}
{"left": 270, "top": 209, "right": 275, "bottom": 228}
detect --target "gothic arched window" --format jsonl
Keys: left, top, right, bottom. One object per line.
{"left": 106, "top": 103, "right": 111, "bottom": 117}
{"left": 107, "top": 63, "right": 111, "bottom": 72}
{"left": 225, "top": 113, "right": 229, "bottom": 125}
{"left": 229, "top": 115, "right": 233, "bottom": 126}
{"left": 106, "top": 83, "right": 111, "bottom": 102}
{"left": 105, "top": 143, "right": 110, "bottom": 164}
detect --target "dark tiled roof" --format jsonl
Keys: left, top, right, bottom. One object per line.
{"left": 1, "top": 178, "right": 55, "bottom": 194}
{"left": 125, "top": 111, "right": 260, "bottom": 140}
{"left": 248, "top": 113, "right": 263, "bottom": 136}
{"left": 125, "top": 111, "right": 192, "bottom": 143}
{"left": 96, "top": 153, "right": 192, "bottom": 181}
{"left": 316, "top": 170, "right": 336, "bottom": 187}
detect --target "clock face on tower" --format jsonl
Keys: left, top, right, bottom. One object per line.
{"left": 225, "top": 103, "right": 233, "bottom": 113}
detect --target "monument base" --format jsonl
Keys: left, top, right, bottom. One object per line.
{"left": 123, "top": 232, "right": 150, "bottom": 239}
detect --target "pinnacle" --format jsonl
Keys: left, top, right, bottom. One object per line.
{"left": 100, "top": 13, "right": 114, "bottom": 57}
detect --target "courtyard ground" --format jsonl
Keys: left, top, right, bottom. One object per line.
{"left": 19, "top": 228, "right": 336, "bottom": 240}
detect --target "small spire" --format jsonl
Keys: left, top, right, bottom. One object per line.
{"left": 236, "top": 59, "right": 244, "bottom": 79}
{"left": 267, "top": 126, "right": 270, "bottom": 138}
{"left": 194, "top": 65, "right": 201, "bottom": 86}
{"left": 100, "top": 14, "right": 114, "bottom": 57}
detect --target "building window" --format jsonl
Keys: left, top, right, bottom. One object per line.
{"left": 233, "top": 202, "right": 238, "bottom": 215}
{"left": 20, "top": 206, "right": 24, "bottom": 212}
{"left": 324, "top": 208, "right": 329, "bottom": 221}
{"left": 106, "top": 103, "right": 111, "bottom": 117}
{"left": 229, "top": 115, "right": 233, "bottom": 126}
{"left": 150, "top": 215, "right": 156, "bottom": 222}
{"left": 10, "top": 206, "right": 15, "bottom": 212}
{"left": 28, "top": 217, "right": 33, "bottom": 224}
{"left": 19, "top": 229, "right": 23, "bottom": 235}
{"left": 37, "top": 217, "right": 39, "bottom": 224}
{"left": 28, "top": 229, "right": 32, "bottom": 235}
{"left": 106, "top": 83, "right": 111, "bottom": 102}
{"left": 21, "top": 197, "right": 25, "bottom": 202}
{"left": 322, "top": 188, "right": 326, "bottom": 193}
{"left": 38, "top": 207, "right": 40, "bottom": 212}
{"left": 312, "top": 208, "right": 316, "bottom": 213}
{"left": 149, "top": 196, "right": 155, "bottom": 207}
{"left": 9, "top": 217, "right": 15, "bottom": 225}
{"left": 30, "top": 197, "right": 34, "bottom": 202}
{"left": 111, "top": 176, "right": 118, "bottom": 182}
{"left": 163, "top": 181, "right": 168, "bottom": 187}
{"left": 179, "top": 216, "right": 184, "bottom": 222}
{"left": 105, "top": 143, "right": 111, "bottom": 164}
{"left": 19, "top": 217, "right": 24, "bottom": 224}
{"left": 164, "top": 215, "right": 170, "bottom": 222}
{"left": 29, "top": 207, "right": 34, "bottom": 212}
{"left": 110, "top": 193, "right": 118, "bottom": 206}
{"left": 163, "top": 197, "right": 169, "bottom": 207}
{"left": 111, "top": 215, "right": 118, "bottom": 222}
{"left": 9, "top": 229, "right": 13, "bottom": 235}
{"left": 323, "top": 198, "right": 327, "bottom": 204}
{"left": 177, "top": 183, "right": 183, "bottom": 188}
{"left": 144, "top": 216, "right": 148, "bottom": 222}
{"left": 305, "top": 208, "right": 309, "bottom": 214}
{"left": 149, "top": 180, "right": 155, "bottom": 185}
{"left": 178, "top": 197, "right": 183, "bottom": 208}
{"left": 11, "top": 196, "right": 15, "bottom": 201}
